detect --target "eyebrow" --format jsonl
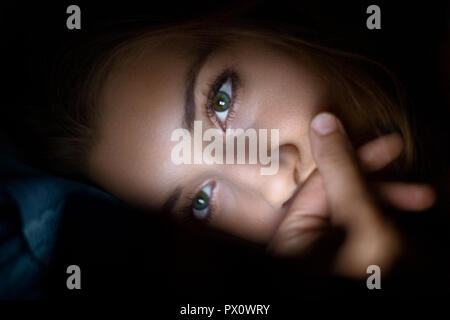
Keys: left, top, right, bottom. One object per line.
{"left": 162, "top": 48, "right": 216, "bottom": 214}
{"left": 183, "top": 47, "right": 215, "bottom": 131}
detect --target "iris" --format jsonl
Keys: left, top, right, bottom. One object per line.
{"left": 191, "top": 184, "right": 212, "bottom": 219}
{"left": 192, "top": 190, "right": 209, "bottom": 211}
{"left": 213, "top": 91, "right": 230, "bottom": 112}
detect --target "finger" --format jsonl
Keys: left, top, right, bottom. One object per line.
{"left": 267, "top": 170, "right": 330, "bottom": 256}
{"left": 309, "top": 112, "right": 379, "bottom": 227}
{"left": 376, "top": 182, "right": 436, "bottom": 211}
{"left": 357, "top": 133, "right": 404, "bottom": 172}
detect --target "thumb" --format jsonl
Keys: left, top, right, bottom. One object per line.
{"left": 310, "top": 113, "right": 404, "bottom": 276}
{"left": 309, "top": 112, "right": 380, "bottom": 229}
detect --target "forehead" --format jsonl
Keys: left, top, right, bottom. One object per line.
{"left": 88, "top": 38, "right": 192, "bottom": 208}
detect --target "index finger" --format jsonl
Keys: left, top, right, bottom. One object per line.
{"left": 309, "top": 112, "right": 380, "bottom": 229}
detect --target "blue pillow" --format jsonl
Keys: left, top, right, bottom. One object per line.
{"left": 0, "top": 136, "right": 117, "bottom": 299}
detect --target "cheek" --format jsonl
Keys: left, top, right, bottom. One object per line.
{"left": 236, "top": 48, "right": 328, "bottom": 130}
{"left": 212, "top": 180, "right": 284, "bottom": 244}
{"left": 260, "top": 73, "right": 325, "bottom": 124}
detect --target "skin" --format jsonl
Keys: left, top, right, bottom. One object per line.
{"left": 87, "top": 35, "right": 435, "bottom": 277}
{"left": 269, "top": 117, "right": 434, "bottom": 277}
{"left": 88, "top": 37, "right": 326, "bottom": 243}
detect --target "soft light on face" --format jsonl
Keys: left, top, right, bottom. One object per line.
{"left": 170, "top": 120, "right": 281, "bottom": 175}
{"left": 88, "top": 35, "right": 329, "bottom": 243}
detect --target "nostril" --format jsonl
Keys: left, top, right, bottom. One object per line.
{"left": 281, "top": 193, "right": 294, "bottom": 210}
{"left": 282, "top": 164, "right": 308, "bottom": 210}
{"left": 279, "top": 144, "right": 302, "bottom": 185}
{"left": 281, "top": 184, "right": 301, "bottom": 210}
{"left": 294, "top": 162, "right": 301, "bottom": 186}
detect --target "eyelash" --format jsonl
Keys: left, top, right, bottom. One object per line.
{"left": 205, "top": 69, "right": 239, "bottom": 130}
{"left": 179, "top": 70, "right": 239, "bottom": 223}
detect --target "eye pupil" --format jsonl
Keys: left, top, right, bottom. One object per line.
{"left": 192, "top": 191, "right": 209, "bottom": 210}
{"left": 213, "top": 91, "right": 230, "bottom": 112}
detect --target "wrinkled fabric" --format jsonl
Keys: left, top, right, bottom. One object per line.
{"left": 0, "top": 137, "right": 116, "bottom": 299}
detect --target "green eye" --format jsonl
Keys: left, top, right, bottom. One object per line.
{"left": 213, "top": 91, "right": 231, "bottom": 112}
{"left": 192, "top": 190, "right": 209, "bottom": 210}
{"left": 191, "top": 184, "right": 212, "bottom": 220}
{"left": 211, "top": 76, "right": 233, "bottom": 125}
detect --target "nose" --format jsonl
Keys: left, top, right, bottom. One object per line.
{"left": 263, "top": 144, "right": 301, "bottom": 206}
{"left": 225, "top": 143, "right": 301, "bottom": 208}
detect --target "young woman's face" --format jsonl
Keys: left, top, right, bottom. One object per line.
{"left": 88, "top": 35, "right": 329, "bottom": 243}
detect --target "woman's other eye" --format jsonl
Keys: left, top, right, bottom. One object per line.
{"left": 191, "top": 184, "right": 212, "bottom": 219}
{"left": 211, "top": 77, "right": 232, "bottom": 125}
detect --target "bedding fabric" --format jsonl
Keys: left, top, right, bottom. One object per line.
{"left": 0, "top": 136, "right": 120, "bottom": 299}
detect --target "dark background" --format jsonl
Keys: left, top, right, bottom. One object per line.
{"left": 0, "top": 0, "right": 449, "bottom": 307}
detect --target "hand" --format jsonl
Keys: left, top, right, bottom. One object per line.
{"left": 267, "top": 112, "right": 435, "bottom": 278}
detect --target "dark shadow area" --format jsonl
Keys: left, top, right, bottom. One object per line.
{"left": 0, "top": 0, "right": 448, "bottom": 305}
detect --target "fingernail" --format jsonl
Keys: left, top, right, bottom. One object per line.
{"left": 311, "top": 113, "right": 339, "bottom": 136}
